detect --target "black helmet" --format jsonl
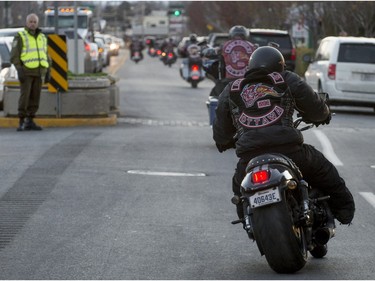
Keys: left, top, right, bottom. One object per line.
{"left": 189, "top": 33, "right": 198, "bottom": 42}
{"left": 248, "top": 46, "right": 285, "bottom": 73}
{"left": 229, "top": 25, "right": 249, "bottom": 40}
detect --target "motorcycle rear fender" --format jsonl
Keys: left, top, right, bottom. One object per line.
{"left": 241, "top": 163, "right": 298, "bottom": 193}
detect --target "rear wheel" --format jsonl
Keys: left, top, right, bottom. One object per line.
{"left": 191, "top": 81, "right": 198, "bottom": 88}
{"left": 252, "top": 191, "right": 307, "bottom": 273}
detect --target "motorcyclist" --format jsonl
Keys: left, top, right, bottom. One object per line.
{"left": 180, "top": 34, "right": 203, "bottom": 81}
{"left": 160, "top": 37, "right": 177, "bottom": 65}
{"left": 181, "top": 33, "right": 199, "bottom": 57}
{"left": 213, "top": 46, "right": 355, "bottom": 226}
{"left": 204, "top": 25, "right": 257, "bottom": 97}
{"left": 129, "top": 36, "right": 145, "bottom": 60}
{"left": 161, "top": 37, "right": 177, "bottom": 53}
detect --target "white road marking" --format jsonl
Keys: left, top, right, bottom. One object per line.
{"left": 312, "top": 130, "right": 344, "bottom": 166}
{"left": 127, "top": 170, "right": 206, "bottom": 177}
{"left": 359, "top": 192, "right": 375, "bottom": 209}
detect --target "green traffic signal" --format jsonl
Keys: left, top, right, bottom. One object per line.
{"left": 174, "top": 10, "right": 181, "bottom": 16}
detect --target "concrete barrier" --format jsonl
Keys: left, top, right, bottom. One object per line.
{"left": 3, "top": 75, "right": 119, "bottom": 118}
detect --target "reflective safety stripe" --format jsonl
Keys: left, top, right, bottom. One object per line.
{"left": 19, "top": 30, "right": 49, "bottom": 68}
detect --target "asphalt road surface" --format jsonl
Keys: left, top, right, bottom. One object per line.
{"left": 0, "top": 49, "right": 374, "bottom": 279}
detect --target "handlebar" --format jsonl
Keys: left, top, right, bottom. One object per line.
{"left": 294, "top": 112, "right": 335, "bottom": 131}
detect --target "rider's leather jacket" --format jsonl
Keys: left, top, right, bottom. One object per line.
{"left": 213, "top": 69, "right": 330, "bottom": 157}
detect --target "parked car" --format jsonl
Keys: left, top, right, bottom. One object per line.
{"left": 0, "top": 36, "right": 17, "bottom": 110}
{"left": 0, "top": 27, "right": 23, "bottom": 37}
{"left": 248, "top": 28, "right": 296, "bottom": 71}
{"left": 103, "top": 34, "right": 120, "bottom": 57}
{"left": 94, "top": 37, "right": 109, "bottom": 67}
{"left": 207, "top": 32, "right": 229, "bottom": 48}
{"left": 85, "top": 40, "right": 103, "bottom": 73}
{"left": 304, "top": 36, "right": 375, "bottom": 109}
{"left": 42, "top": 27, "right": 97, "bottom": 73}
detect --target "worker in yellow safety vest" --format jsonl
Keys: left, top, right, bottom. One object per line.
{"left": 10, "top": 13, "right": 51, "bottom": 131}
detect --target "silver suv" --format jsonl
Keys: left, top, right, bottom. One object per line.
{"left": 304, "top": 36, "right": 375, "bottom": 110}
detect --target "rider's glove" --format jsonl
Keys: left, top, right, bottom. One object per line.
{"left": 314, "top": 111, "right": 332, "bottom": 127}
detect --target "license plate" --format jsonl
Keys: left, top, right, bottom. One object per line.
{"left": 361, "top": 73, "right": 375, "bottom": 81}
{"left": 250, "top": 187, "right": 281, "bottom": 208}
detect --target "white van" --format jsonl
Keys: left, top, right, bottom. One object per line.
{"left": 304, "top": 36, "right": 375, "bottom": 110}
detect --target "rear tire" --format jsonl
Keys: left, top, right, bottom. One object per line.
{"left": 191, "top": 81, "right": 198, "bottom": 88}
{"left": 252, "top": 191, "right": 307, "bottom": 273}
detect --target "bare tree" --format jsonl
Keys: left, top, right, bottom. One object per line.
{"left": 323, "top": 1, "right": 375, "bottom": 37}
{"left": 187, "top": 1, "right": 293, "bottom": 34}
{"left": 185, "top": 1, "right": 375, "bottom": 48}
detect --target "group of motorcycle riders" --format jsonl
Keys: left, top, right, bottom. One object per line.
{"left": 129, "top": 25, "right": 355, "bottom": 232}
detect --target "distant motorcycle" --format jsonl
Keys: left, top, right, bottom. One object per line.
{"left": 131, "top": 51, "right": 143, "bottom": 63}
{"left": 148, "top": 47, "right": 158, "bottom": 57}
{"left": 160, "top": 51, "right": 177, "bottom": 67}
{"left": 179, "top": 44, "right": 205, "bottom": 88}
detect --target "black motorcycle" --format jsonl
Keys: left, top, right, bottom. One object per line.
{"left": 131, "top": 50, "right": 143, "bottom": 64}
{"left": 179, "top": 44, "right": 205, "bottom": 88}
{"left": 231, "top": 113, "right": 336, "bottom": 274}
{"left": 160, "top": 51, "right": 177, "bottom": 67}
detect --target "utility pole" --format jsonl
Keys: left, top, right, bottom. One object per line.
{"left": 5, "top": 1, "right": 9, "bottom": 28}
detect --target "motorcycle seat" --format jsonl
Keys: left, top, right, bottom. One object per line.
{"left": 246, "top": 153, "right": 302, "bottom": 178}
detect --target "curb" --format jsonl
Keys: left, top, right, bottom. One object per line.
{"left": 0, "top": 50, "right": 126, "bottom": 129}
{"left": 0, "top": 114, "right": 117, "bottom": 128}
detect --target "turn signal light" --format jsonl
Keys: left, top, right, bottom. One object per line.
{"left": 252, "top": 170, "right": 269, "bottom": 183}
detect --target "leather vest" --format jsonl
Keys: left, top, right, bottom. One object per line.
{"left": 222, "top": 39, "right": 256, "bottom": 79}
{"left": 19, "top": 30, "right": 49, "bottom": 69}
{"left": 229, "top": 72, "right": 295, "bottom": 137}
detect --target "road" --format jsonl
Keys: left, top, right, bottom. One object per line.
{"left": 0, "top": 49, "right": 374, "bottom": 279}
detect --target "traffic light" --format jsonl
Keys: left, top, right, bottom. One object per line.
{"left": 168, "top": 9, "right": 183, "bottom": 16}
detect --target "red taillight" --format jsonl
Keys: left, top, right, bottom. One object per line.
{"left": 252, "top": 170, "right": 269, "bottom": 183}
{"left": 156, "top": 49, "right": 162, "bottom": 55}
{"left": 328, "top": 64, "right": 336, "bottom": 80}
{"left": 168, "top": 52, "right": 174, "bottom": 58}
{"left": 84, "top": 43, "right": 90, "bottom": 52}
{"left": 291, "top": 47, "right": 296, "bottom": 61}
{"left": 191, "top": 64, "right": 199, "bottom": 71}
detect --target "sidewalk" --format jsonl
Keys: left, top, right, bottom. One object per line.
{"left": 0, "top": 49, "right": 127, "bottom": 129}
{"left": 0, "top": 114, "right": 117, "bottom": 128}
